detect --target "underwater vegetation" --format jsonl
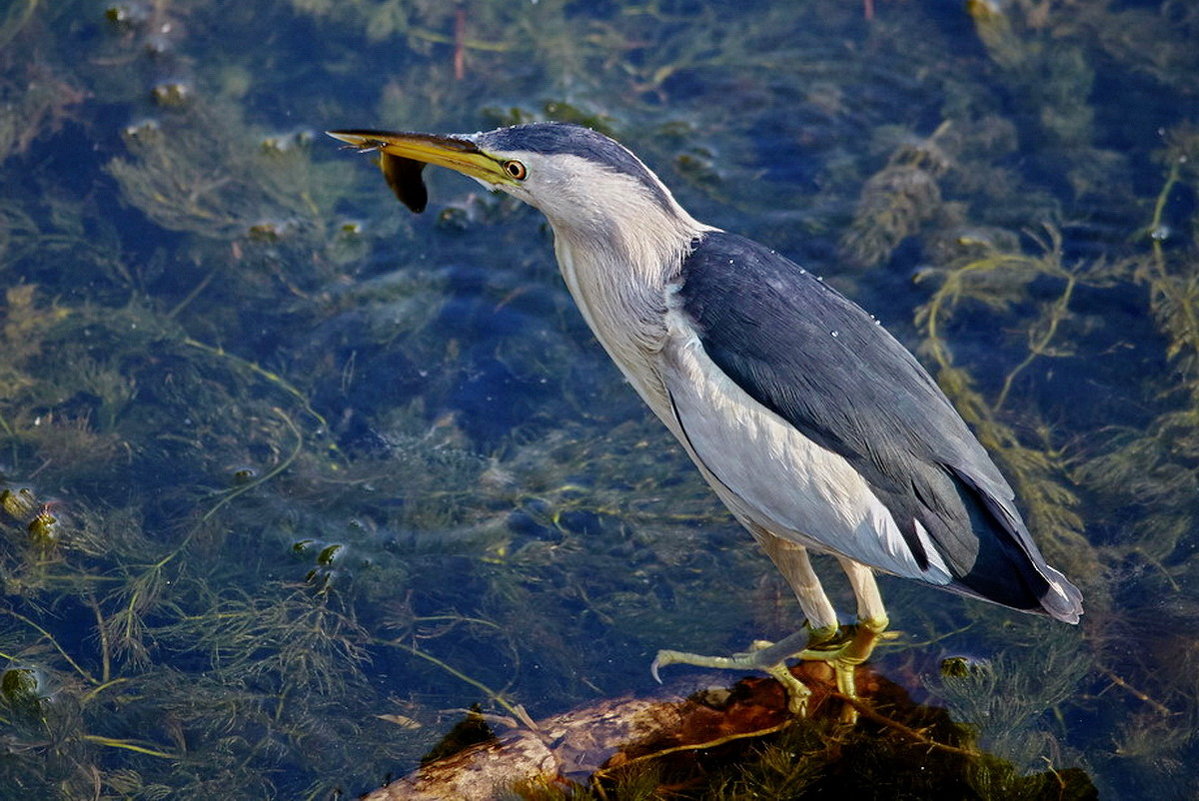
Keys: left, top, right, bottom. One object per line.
{"left": 1, "top": 0, "right": 1198, "bottom": 798}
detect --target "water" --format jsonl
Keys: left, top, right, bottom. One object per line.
{"left": 1, "top": 0, "right": 1197, "bottom": 798}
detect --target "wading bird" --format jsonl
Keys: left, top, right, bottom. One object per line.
{"left": 328, "top": 123, "right": 1082, "bottom": 714}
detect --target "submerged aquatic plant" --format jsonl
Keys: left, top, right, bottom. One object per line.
{"left": 0, "top": 0, "right": 1197, "bottom": 797}
{"left": 913, "top": 225, "right": 1104, "bottom": 583}
{"left": 1077, "top": 127, "right": 1199, "bottom": 559}
{"left": 107, "top": 100, "right": 351, "bottom": 242}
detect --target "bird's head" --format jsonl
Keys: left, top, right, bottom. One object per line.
{"left": 327, "top": 122, "right": 703, "bottom": 261}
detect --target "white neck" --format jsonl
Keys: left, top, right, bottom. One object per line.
{"left": 540, "top": 172, "right": 709, "bottom": 413}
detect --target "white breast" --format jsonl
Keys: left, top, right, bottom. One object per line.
{"left": 552, "top": 234, "right": 676, "bottom": 418}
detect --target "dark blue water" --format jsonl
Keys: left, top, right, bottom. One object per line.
{"left": 1, "top": 0, "right": 1197, "bottom": 797}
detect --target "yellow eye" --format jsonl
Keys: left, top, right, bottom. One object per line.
{"left": 503, "top": 160, "right": 527, "bottom": 180}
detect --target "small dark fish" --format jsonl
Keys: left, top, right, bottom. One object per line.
{"left": 380, "top": 152, "right": 429, "bottom": 214}
{"left": 329, "top": 129, "right": 487, "bottom": 214}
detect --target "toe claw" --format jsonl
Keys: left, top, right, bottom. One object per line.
{"left": 650, "top": 649, "right": 677, "bottom": 683}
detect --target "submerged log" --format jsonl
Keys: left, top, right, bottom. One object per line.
{"left": 361, "top": 659, "right": 1099, "bottom": 800}
{"left": 362, "top": 662, "right": 880, "bottom": 800}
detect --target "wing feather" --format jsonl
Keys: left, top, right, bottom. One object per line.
{"left": 672, "top": 231, "right": 1081, "bottom": 620}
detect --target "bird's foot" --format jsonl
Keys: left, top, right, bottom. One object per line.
{"left": 797, "top": 616, "right": 891, "bottom": 723}
{"left": 651, "top": 617, "right": 892, "bottom": 721}
{"left": 651, "top": 623, "right": 855, "bottom": 716}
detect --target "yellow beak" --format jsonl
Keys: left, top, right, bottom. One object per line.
{"left": 327, "top": 130, "right": 510, "bottom": 213}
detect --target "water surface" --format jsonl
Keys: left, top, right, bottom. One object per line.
{"left": 1, "top": 1, "right": 1197, "bottom": 798}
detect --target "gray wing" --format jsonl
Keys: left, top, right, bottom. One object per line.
{"left": 672, "top": 231, "right": 1081, "bottom": 621}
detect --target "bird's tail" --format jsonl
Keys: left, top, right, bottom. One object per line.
{"left": 1033, "top": 562, "right": 1084, "bottom": 624}
{"left": 943, "top": 464, "right": 1084, "bottom": 624}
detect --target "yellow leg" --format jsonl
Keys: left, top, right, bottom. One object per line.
{"left": 827, "top": 558, "right": 889, "bottom": 704}
{"left": 651, "top": 547, "right": 890, "bottom": 721}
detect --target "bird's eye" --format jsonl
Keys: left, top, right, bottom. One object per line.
{"left": 503, "top": 160, "right": 527, "bottom": 180}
